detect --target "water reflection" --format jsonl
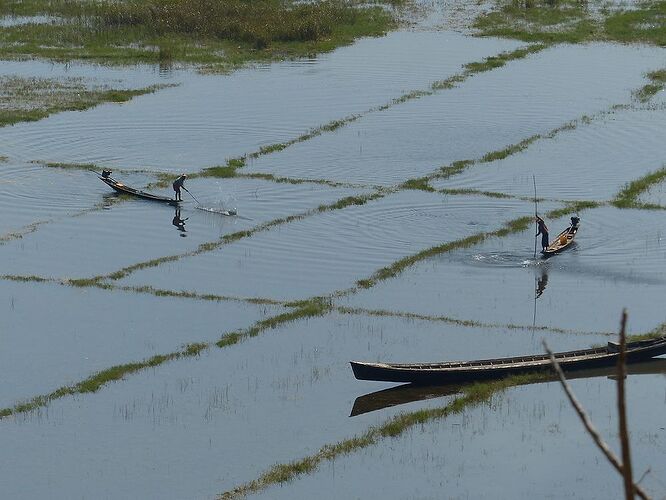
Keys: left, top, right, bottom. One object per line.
{"left": 350, "top": 358, "right": 666, "bottom": 416}
{"left": 536, "top": 268, "right": 549, "bottom": 298}
{"left": 172, "top": 208, "right": 188, "bottom": 236}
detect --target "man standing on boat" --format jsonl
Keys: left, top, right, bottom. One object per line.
{"left": 173, "top": 174, "right": 187, "bottom": 201}
{"left": 536, "top": 215, "right": 549, "bottom": 252}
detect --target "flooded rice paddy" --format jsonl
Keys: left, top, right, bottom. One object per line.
{"left": 1, "top": 20, "right": 665, "bottom": 500}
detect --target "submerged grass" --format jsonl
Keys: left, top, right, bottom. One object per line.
{"left": 612, "top": 167, "right": 666, "bottom": 209}
{"left": 0, "top": 77, "right": 172, "bottom": 127}
{"left": 0, "top": 297, "right": 332, "bottom": 418}
{"left": 335, "top": 306, "right": 611, "bottom": 336}
{"left": 219, "top": 373, "right": 548, "bottom": 499}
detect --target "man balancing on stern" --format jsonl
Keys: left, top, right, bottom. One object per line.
{"left": 535, "top": 215, "right": 549, "bottom": 252}
{"left": 172, "top": 174, "right": 187, "bottom": 201}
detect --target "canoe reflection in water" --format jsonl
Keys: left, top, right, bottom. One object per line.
{"left": 536, "top": 268, "right": 548, "bottom": 298}
{"left": 172, "top": 208, "right": 188, "bottom": 236}
{"left": 350, "top": 358, "right": 666, "bottom": 417}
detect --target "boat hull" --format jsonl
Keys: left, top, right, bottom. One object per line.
{"left": 351, "top": 337, "right": 666, "bottom": 385}
{"left": 100, "top": 176, "right": 180, "bottom": 205}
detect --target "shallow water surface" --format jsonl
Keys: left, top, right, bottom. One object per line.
{"left": 0, "top": 280, "right": 279, "bottom": 407}
{"left": 245, "top": 43, "right": 665, "bottom": 186}
{"left": 119, "top": 193, "right": 561, "bottom": 301}
{"left": 0, "top": 31, "right": 521, "bottom": 170}
{"left": 249, "top": 370, "right": 666, "bottom": 499}
{"left": 0, "top": 312, "right": 610, "bottom": 499}
{"left": 0, "top": 177, "right": 365, "bottom": 278}
{"left": 342, "top": 206, "right": 666, "bottom": 333}
{"left": 436, "top": 105, "right": 666, "bottom": 201}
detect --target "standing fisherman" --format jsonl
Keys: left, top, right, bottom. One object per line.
{"left": 173, "top": 174, "right": 187, "bottom": 201}
{"left": 535, "top": 215, "right": 549, "bottom": 252}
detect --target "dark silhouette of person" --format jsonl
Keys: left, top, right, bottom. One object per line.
{"left": 172, "top": 208, "right": 188, "bottom": 234}
{"left": 172, "top": 174, "right": 187, "bottom": 201}
{"left": 536, "top": 215, "right": 549, "bottom": 252}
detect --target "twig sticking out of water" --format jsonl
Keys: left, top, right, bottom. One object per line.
{"left": 543, "top": 312, "right": 651, "bottom": 500}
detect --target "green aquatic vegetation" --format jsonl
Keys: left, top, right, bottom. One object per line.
{"left": 238, "top": 172, "right": 363, "bottom": 189}
{"left": 219, "top": 373, "right": 548, "bottom": 499}
{"left": 604, "top": 1, "right": 666, "bottom": 46}
{"left": 633, "top": 69, "right": 666, "bottom": 103}
{"left": 355, "top": 215, "right": 534, "bottom": 288}
{"left": 400, "top": 177, "right": 435, "bottom": 192}
{"left": 0, "top": 274, "right": 52, "bottom": 283}
{"left": 613, "top": 168, "right": 666, "bottom": 209}
{"left": 215, "top": 298, "right": 331, "bottom": 348}
{"left": 42, "top": 162, "right": 100, "bottom": 172}
{"left": 628, "top": 321, "right": 666, "bottom": 341}
{"left": 440, "top": 188, "right": 514, "bottom": 199}
{"left": 474, "top": 0, "right": 599, "bottom": 44}
{"left": 0, "top": 0, "right": 396, "bottom": 66}
{"left": 335, "top": 306, "right": 605, "bottom": 335}
{"left": 0, "top": 77, "right": 172, "bottom": 127}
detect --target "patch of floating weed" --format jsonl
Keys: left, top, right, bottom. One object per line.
{"left": 219, "top": 374, "right": 548, "bottom": 499}
{"left": 613, "top": 167, "right": 666, "bottom": 209}
{"left": 215, "top": 298, "right": 331, "bottom": 348}
{"left": 440, "top": 188, "right": 515, "bottom": 199}
{"left": 401, "top": 177, "right": 435, "bottom": 192}
{"left": 633, "top": 69, "right": 666, "bottom": 103}
{"left": 0, "top": 78, "right": 173, "bottom": 127}
{"left": 628, "top": 321, "right": 666, "bottom": 342}
{"left": 238, "top": 172, "right": 365, "bottom": 189}
{"left": 0, "top": 274, "right": 52, "bottom": 283}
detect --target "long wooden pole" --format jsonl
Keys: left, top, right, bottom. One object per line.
{"left": 533, "top": 174, "right": 538, "bottom": 259}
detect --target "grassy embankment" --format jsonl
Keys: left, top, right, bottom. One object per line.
{"left": 0, "top": 0, "right": 397, "bottom": 67}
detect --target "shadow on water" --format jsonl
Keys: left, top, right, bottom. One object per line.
{"left": 172, "top": 208, "right": 187, "bottom": 237}
{"left": 350, "top": 358, "right": 666, "bottom": 416}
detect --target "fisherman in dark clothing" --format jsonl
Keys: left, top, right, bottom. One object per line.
{"left": 172, "top": 174, "right": 187, "bottom": 201}
{"left": 536, "top": 215, "right": 549, "bottom": 252}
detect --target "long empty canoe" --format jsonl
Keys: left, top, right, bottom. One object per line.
{"left": 350, "top": 336, "right": 666, "bottom": 385}
{"left": 99, "top": 174, "right": 179, "bottom": 205}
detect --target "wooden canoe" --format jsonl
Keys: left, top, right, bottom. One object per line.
{"left": 99, "top": 175, "right": 180, "bottom": 205}
{"left": 350, "top": 336, "right": 666, "bottom": 385}
{"left": 350, "top": 358, "right": 666, "bottom": 416}
{"left": 542, "top": 218, "right": 579, "bottom": 256}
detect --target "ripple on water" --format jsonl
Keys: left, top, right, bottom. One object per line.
{"left": 119, "top": 193, "right": 562, "bottom": 301}
{"left": 0, "top": 31, "right": 521, "bottom": 169}
{"left": 439, "top": 106, "right": 666, "bottom": 201}
{"left": 344, "top": 205, "right": 666, "bottom": 332}
{"left": 0, "top": 312, "right": 609, "bottom": 499}
{"left": 245, "top": 43, "right": 665, "bottom": 186}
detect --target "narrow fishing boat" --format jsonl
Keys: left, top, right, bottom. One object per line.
{"left": 350, "top": 358, "right": 666, "bottom": 416}
{"left": 99, "top": 170, "right": 179, "bottom": 205}
{"left": 350, "top": 335, "right": 666, "bottom": 385}
{"left": 542, "top": 216, "right": 580, "bottom": 256}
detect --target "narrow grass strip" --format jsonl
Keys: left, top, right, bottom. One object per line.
{"left": 335, "top": 306, "right": 614, "bottom": 336}
{"left": 219, "top": 373, "right": 548, "bottom": 499}
{"left": 612, "top": 167, "right": 666, "bottom": 209}
{"left": 216, "top": 297, "right": 332, "bottom": 348}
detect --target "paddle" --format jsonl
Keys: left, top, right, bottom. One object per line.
{"left": 182, "top": 186, "right": 200, "bottom": 204}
